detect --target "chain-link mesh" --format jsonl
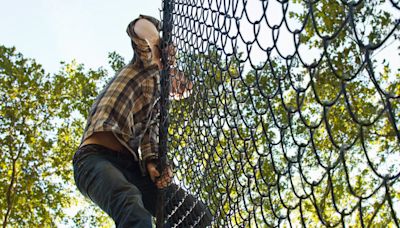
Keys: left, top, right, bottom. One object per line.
{"left": 160, "top": 0, "right": 400, "bottom": 227}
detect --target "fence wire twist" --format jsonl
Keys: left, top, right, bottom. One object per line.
{"left": 160, "top": 0, "right": 400, "bottom": 227}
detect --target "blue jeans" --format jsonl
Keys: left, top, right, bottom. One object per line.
{"left": 73, "top": 144, "right": 212, "bottom": 228}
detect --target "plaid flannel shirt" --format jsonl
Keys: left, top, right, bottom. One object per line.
{"left": 81, "top": 15, "right": 161, "bottom": 162}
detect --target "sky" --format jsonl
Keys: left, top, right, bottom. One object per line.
{"left": 2, "top": 0, "right": 397, "bottom": 76}
{"left": 0, "top": 0, "right": 161, "bottom": 73}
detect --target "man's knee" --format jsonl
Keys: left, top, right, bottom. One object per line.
{"left": 79, "top": 159, "right": 153, "bottom": 227}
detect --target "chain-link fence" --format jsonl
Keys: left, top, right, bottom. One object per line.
{"left": 159, "top": 0, "right": 400, "bottom": 226}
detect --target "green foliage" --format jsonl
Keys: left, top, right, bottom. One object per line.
{"left": 0, "top": 45, "right": 113, "bottom": 227}
{"left": 108, "top": 51, "right": 126, "bottom": 73}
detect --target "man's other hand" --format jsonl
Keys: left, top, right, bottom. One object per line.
{"left": 146, "top": 161, "right": 173, "bottom": 189}
{"left": 170, "top": 68, "right": 193, "bottom": 100}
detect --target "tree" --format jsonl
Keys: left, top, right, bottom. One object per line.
{"left": 288, "top": 0, "right": 400, "bottom": 226}
{"left": 0, "top": 45, "right": 114, "bottom": 227}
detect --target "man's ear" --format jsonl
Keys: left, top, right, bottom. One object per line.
{"left": 151, "top": 45, "right": 162, "bottom": 69}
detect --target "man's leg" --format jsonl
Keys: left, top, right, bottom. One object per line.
{"left": 164, "top": 184, "right": 213, "bottom": 227}
{"left": 73, "top": 145, "right": 152, "bottom": 228}
{"left": 138, "top": 180, "right": 213, "bottom": 227}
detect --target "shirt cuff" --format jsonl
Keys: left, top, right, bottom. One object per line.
{"left": 141, "top": 143, "right": 159, "bottom": 161}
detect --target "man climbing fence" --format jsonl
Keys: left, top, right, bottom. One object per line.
{"left": 72, "top": 14, "right": 212, "bottom": 228}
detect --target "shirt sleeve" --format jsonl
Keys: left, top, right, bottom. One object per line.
{"left": 138, "top": 75, "right": 160, "bottom": 162}
{"left": 140, "top": 119, "right": 159, "bottom": 161}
